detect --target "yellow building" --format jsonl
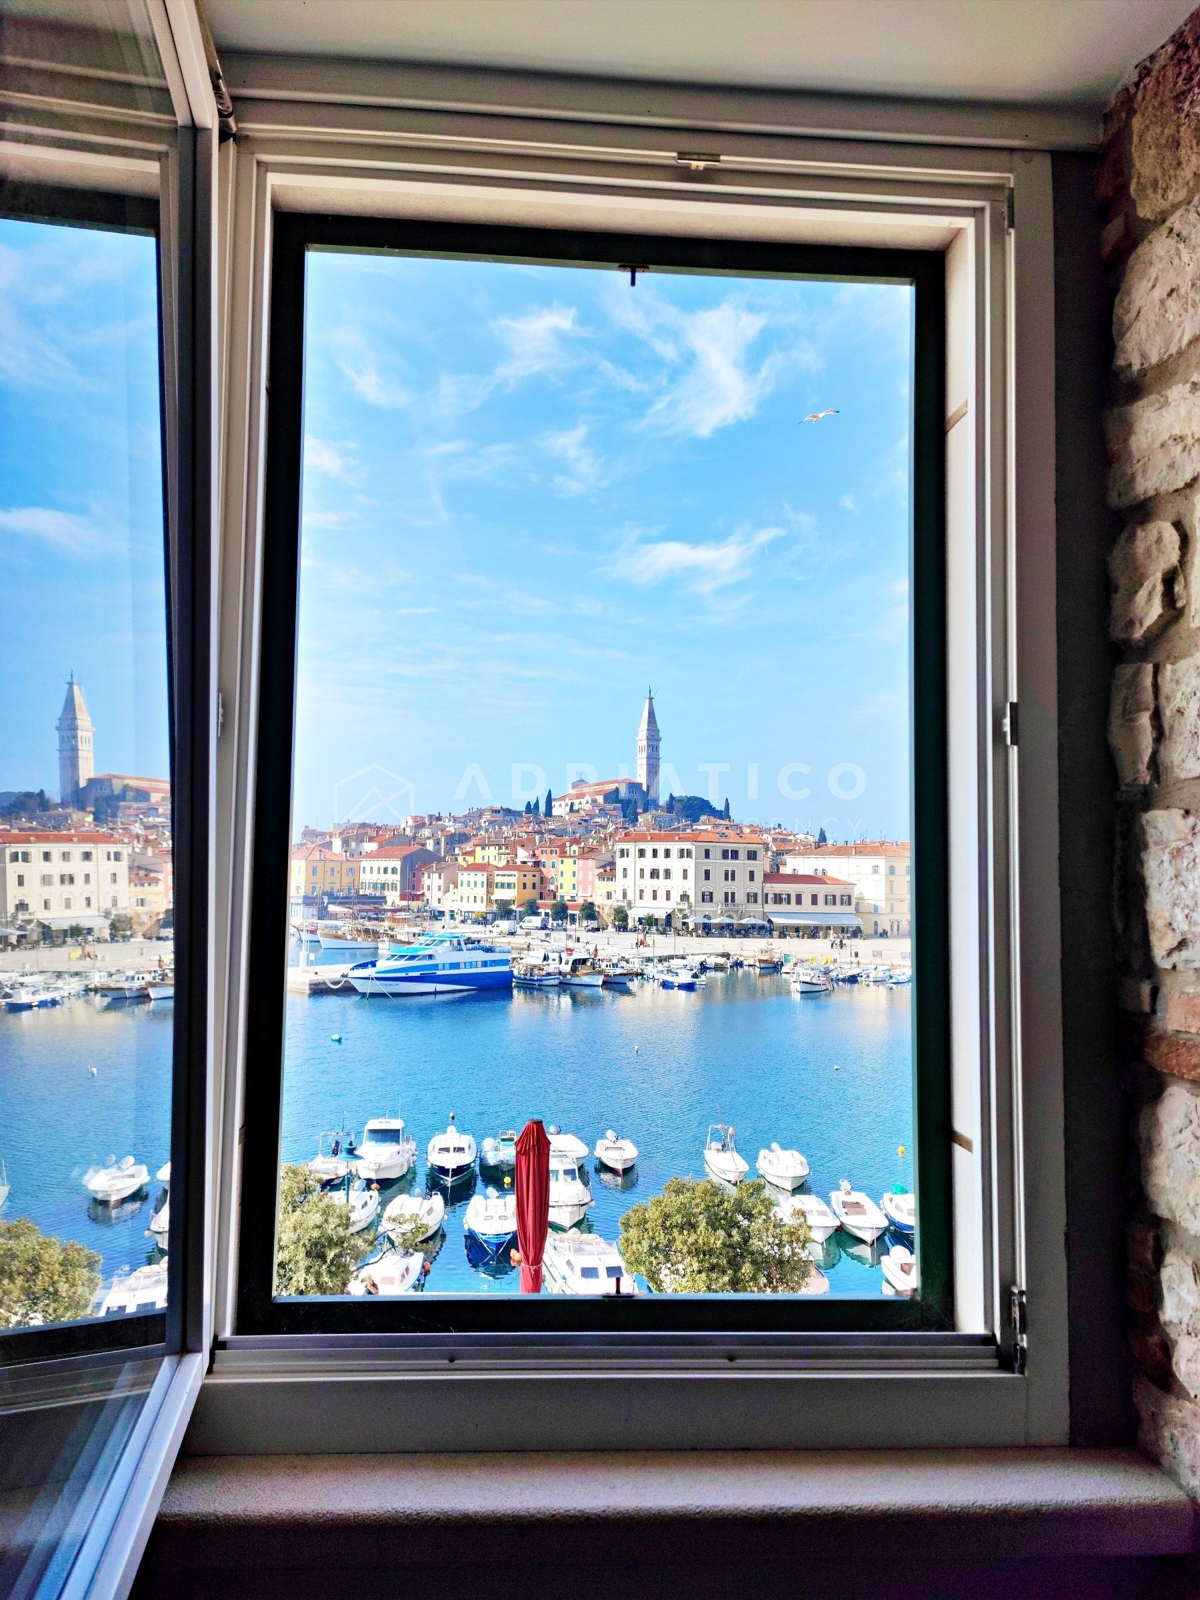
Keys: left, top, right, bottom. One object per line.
{"left": 444, "top": 864, "right": 493, "bottom": 918}
{"left": 472, "top": 842, "right": 510, "bottom": 866}
{"left": 289, "top": 846, "right": 359, "bottom": 899}
{"left": 492, "top": 863, "right": 546, "bottom": 908}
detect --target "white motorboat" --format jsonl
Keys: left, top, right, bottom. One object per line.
{"left": 792, "top": 968, "right": 832, "bottom": 993}
{"left": 560, "top": 955, "right": 604, "bottom": 989}
{"left": 147, "top": 980, "right": 174, "bottom": 1003}
{"left": 830, "top": 1179, "right": 888, "bottom": 1243}
{"left": 355, "top": 1116, "right": 418, "bottom": 1181}
{"left": 480, "top": 1130, "right": 517, "bottom": 1170}
{"left": 881, "top": 1188, "right": 916, "bottom": 1236}
{"left": 775, "top": 1192, "right": 839, "bottom": 1242}
{"left": 4, "top": 980, "right": 61, "bottom": 1011}
{"left": 149, "top": 1164, "right": 170, "bottom": 1239}
{"left": 544, "top": 1232, "right": 636, "bottom": 1296}
{"left": 463, "top": 1188, "right": 519, "bottom": 1262}
{"left": 703, "top": 1123, "right": 749, "bottom": 1185}
{"left": 547, "top": 1129, "right": 589, "bottom": 1161}
{"left": 513, "top": 960, "right": 560, "bottom": 989}
{"left": 880, "top": 1244, "right": 919, "bottom": 1296}
{"left": 756, "top": 1142, "right": 810, "bottom": 1190}
{"left": 800, "top": 1249, "right": 831, "bottom": 1294}
{"left": 83, "top": 1156, "right": 150, "bottom": 1205}
{"left": 348, "top": 1247, "right": 423, "bottom": 1296}
{"left": 427, "top": 1114, "right": 477, "bottom": 1183}
{"left": 548, "top": 1151, "right": 594, "bottom": 1228}
{"left": 308, "top": 1129, "right": 355, "bottom": 1184}
{"left": 329, "top": 1177, "right": 381, "bottom": 1234}
{"left": 381, "top": 1191, "right": 445, "bottom": 1244}
{"left": 100, "top": 1262, "right": 168, "bottom": 1316}
{"left": 594, "top": 1130, "right": 638, "bottom": 1173}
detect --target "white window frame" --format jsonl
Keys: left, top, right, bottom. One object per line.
{"left": 178, "top": 58, "right": 1070, "bottom": 1452}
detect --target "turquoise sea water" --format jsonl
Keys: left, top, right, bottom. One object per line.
{"left": 0, "top": 971, "right": 915, "bottom": 1305}
{"left": 279, "top": 969, "right": 915, "bottom": 1297}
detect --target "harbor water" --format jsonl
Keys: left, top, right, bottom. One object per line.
{"left": 0, "top": 963, "right": 915, "bottom": 1301}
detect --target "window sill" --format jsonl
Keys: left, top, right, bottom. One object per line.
{"left": 139, "top": 1448, "right": 1195, "bottom": 1575}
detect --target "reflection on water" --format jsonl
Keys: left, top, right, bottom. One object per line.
{"left": 593, "top": 1163, "right": 639, "bottom": 1194}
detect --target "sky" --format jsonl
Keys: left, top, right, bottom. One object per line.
{"left": 0, "top": 215, "right": 170, "bottom": 797}
{"left": 296, "top": 249, "right": 914, "bottom": 842}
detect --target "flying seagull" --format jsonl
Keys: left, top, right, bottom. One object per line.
{"left": 802, "top": 409, "right": 839, "bottom": 422}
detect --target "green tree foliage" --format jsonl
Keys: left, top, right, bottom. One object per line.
{"left": 275, "top": 1165, "right": 358, "bottom": 1296}
{"left": 612, "top": 905, "right": 629, "bottom": 929}
{"left": 578, "top": 900, "right": 597, "bottom": 924}
{"left": 642, "top": 914, "right": 659, "bottom": 932}
{"left": 494, "top": 899, "right": 513, "bottom": 917}
{"left": 523, "top": 898, "right": 539, "bottom": 916}
{"left": 0, "top": 1217, "right": 101, "bottom": 1328}
{"left": 551, "top": 899, "right": 569, "bottom": 923}
{"left": 619, "top": 1178, "right": 811, "bottom": 1294}
{"left": 544, "top": 788, "right": 554, "bottom": 817}
{"left": 664, "top": 793, "right": 723, "bottom": 824}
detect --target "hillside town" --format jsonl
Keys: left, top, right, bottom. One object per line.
{"left": 290, "top": 693, "right": 911, "bottom": 941}
{"left": 0, "top": 677, "right": 173, "bottom": 944}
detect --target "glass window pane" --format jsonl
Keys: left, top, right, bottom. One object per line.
{"left": 0, "top": 205, "right": 172, "bottom": 1332}
{"left": 277, "top": 244, "right": 915, "bottom": 1303}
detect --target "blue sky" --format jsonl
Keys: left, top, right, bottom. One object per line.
{"left": 0, "top": 216, "right": 169, "bottom": 796}
{"left": 297, "top": 250, "right": 913, "bottom": 841}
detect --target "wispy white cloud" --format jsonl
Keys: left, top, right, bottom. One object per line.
{"left": 839, "top": 493, "right": 860, "bottom": 513}
{"left": 304, "top": 438, "right": 358, "bottom": 483}
{"left": 333, "top": 326, "right": 412, "bottom": 408}
{"left": 495, "top": 303, "right": 582, "bottom": 385}
{"left": 605, "top": 524, "right": 785, "bottom": 594}
{"left": 0, "top": 506, "right": 108, "bottom": 555}
{"left": 540, "top": 422, "right": 604, "bottom": 496}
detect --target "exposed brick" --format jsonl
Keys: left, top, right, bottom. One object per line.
{"left": 1159, "top": 989, "right": 1200, "bottom": 1033}
{"left": 1144, "top": 1029, "right": 1200, "bottom": 1080}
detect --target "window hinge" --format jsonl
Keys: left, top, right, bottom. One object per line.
{"left": 1005, "top": 187, "right": 1015, "bottom": 233}
{"left": 1002, "top": 701, "right": 1018, "bottom": 746}
{"left": 1010, "top": 1284, "right": 1028, "bottom": 1375}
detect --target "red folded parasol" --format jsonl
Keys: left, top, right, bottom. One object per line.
{"left": 515, "top": 1118, "right": 551, "bottom": 1293}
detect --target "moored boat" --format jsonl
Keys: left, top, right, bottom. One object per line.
{"left": 756, "top": 1142, "right": 810, "bottom": 1190}
{"left": 792, "top": 967, "right": 832, "bottom": 993}
{"left": 308, "top": 1129, "right": 355, "bottom": 1184}
{"left": 560, "top": 955, "right": 604, "bottom": 989}
{"left": 382, "top": 1191, "right": 445, "bottom": 1244}
{"left": 463, "top": 1188, "right": 518, "bottom": 1263}
{"left": 776, "top": 1192, "right": 839, "bottom": 1242}
{"left": 480, "top": 1129, "right": 517, "bottom": 1171}
{"left": 755, "top": 953, "right": 783, "bottom": 974}
{"left": 594, "top": 1130, "right": 638, "bottom": 1173}
{"left": 348, "top": 1247, "right": 423, "bottom": 1296}
{"left": 880, "top": 1243, "right": 919, "bottom": 1296}
{"left": 703, "top": 1123, "right": 749, "bottom": 1186}
{"left": 881, "top": 1186, "right": 916, "bottom": 1236}
{"left": 830, "top": 1179, "right": 888, "bottom": 1243}
{"left": 544, "top": 1232, "right": 636, "bottom": 1295}
{"left": 513, "top": 959, "right": 559, "bottom": 988}
{"left": 83, "top": 1156, "right": 150, "bottom": 1205}
{"left": 426, "top": 1114, "right": 477, "bottom": 1183}
{"left": 354, "top": 1116, "right": 417, "bottom": 1181}
{"left": 329, "top": 1177, "right": 381, "bottom": 1234}
{"left": 347, "top": 931, "right": 512, "bottom": 996}
{"left": 99, "top": 1262, "right": 168, "bottom": 1316}
{"left": 548, "top": 1149, "right": 594, "bottom": 1228}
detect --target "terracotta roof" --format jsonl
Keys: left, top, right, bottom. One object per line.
{"left": 793, "top": 841, "right": 911, "bottom": 857}
{"left": 764, "top": 872, "right": 855, "bottom": 887}
{"left": 1, "top": 831, "right": 129, "bottom": 845}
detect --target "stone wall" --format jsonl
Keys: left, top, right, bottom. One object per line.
{"left": 1100, "top": 5, "right": 1200, "bottom": 1495}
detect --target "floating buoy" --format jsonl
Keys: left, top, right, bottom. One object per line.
{"left": 833, "top": 1063, "right": 840, "bottom": 1071}
{"left": 898, "top": 1145, "right": 906, "bottom": 1157}
{"left": 331, "top": 1034, "right": 342, "bottom": 1043}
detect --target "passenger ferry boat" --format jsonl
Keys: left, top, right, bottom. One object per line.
{"left": 346, "top": 932, "right": 512, "bottom": 996}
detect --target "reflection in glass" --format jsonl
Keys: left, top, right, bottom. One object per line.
{"left": 277, "top": 248, "right": 916, "bottom": 1300}
{"left": 0, "top": 210, "right": 172, "bottom": 1331}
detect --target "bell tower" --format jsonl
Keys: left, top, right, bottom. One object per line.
{"left": 57, "top": 674, "right": 95, "bottom": 805}
{"left": 636, "top": 688, "right": 660, "bottom": 804}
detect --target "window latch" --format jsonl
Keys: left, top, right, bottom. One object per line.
{"left": 1010, "top": 1284, "right": 1027, "bottom": 1375}
{"left": 1002, "top": 701, "right": 1018, "bottom": 746}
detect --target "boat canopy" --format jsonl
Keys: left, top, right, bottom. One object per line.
{"left": 766, "top": 910, "right": 862, "bottom": 929}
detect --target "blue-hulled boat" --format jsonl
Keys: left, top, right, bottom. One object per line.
{"left": 347, "top": 932, "right": 512, "bottom": 996}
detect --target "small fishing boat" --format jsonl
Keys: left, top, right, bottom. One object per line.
{"left": 99, "top": 1262, "right": 168, "bottom": 1316}
{"left": 560, "top": 955, "right": 604, "bottom": 989}
{"left": 601, "top": 964, "right": 637, "bottom": 988}
{"left": 547, "top": 1129, "right": 589, "bottom": 1161}
{"left": 329, "top": 1177, "right": 380, "bottom": 1234}
{"left": 799, "top": 1249, "right": 831, "bottom": 1295}
{"left": 354, "top": 1116, "right": 417, "bottom": 1181}
{"left": 544, "top": 1232, "right": 636, "bottom": 1296}
{"left": 659, "top": 975, "right": 676, "bottom": 990}
{"left": 94, "top": 975, "right": 151, "bottom": 1005}
{"left": 881, "top": 1186, "right": 916, "bottom": 1236}
{"left": 463, "top": 1188, "right": 519, "bottom": 1263}
{"left": 513, "top": 959, "right": 560, "bottom": 988}
{"left": 548, "top": 1151, "right": 594, "bottom": 1228}
{"left": 83, "top": 1156, "right": 150, "bottom": 1205}
{"left": 4, "top": 979, "right": 61, "bottom": 1011}
{"left": 756, "top": 1142, "right": 810, "bottom": 1190}
{"left": 308, "top": 1129, "right": 355, "bottom": 1184}
{"left": 147, "top": 978, "right": 174, "bottom": 1003}
{"left": 703, "top": 1123, "right": 749, "bottom": 1186}
{"left": 480, "top": 1130, "right": 517, "bottom": 1171}
{"left": 830, "top": 1179, "right": 888, "bottom": 1243}
{"left": 755, "top": 953, "right": 783, "bottom": 974}
{"left": 348, "top": 1248, "right": 423, "bottom": 1296}
{"left": 675, "top": 970, "right": 699, "bottom": 991}
{"left": 880, "top": 1244, "right": 919, "bottom": 1296}
{"left": 594, "top": 1130, "right": 638, "bottom": 1173}
{"left": 381, "top": 1191, "right": 445, "bottom": 1244}
{"left": 426, "top": 1114, "right": 477, "bottom": 1183}
{"left": 792, "top": 968, "right": 832, "bottom": 994}
{"left": 776, "top": 1192, "right": 839, "bottom": 1242}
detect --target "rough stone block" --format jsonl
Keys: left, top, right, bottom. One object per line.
{"left": 1108, "top": 662, "right": 1156, "bottom": 788}
{"left": 1161, "top": 1247, "right": 1200, "bottom": 1342}
{"left": 1130, "top": 1218, "right": 1164, "bottom": 1276}
{"left": 1105, "top": 381, "right": 1200, "bottom": 509}
{"left": 1160, "top": 654, "right": 1200, "bottom": 782}
{"left": 1142, "top": 1076, "right": 1200, "bottom": 1234}
{"left": 1130, "top": 10, "right": 1200, "bottom": 226}
{"left": 1142, "top": 809, "right": 1200, "bottom": 968}
{"left": 1136, "top": 1373, "right": 1200, "bottom": 1497}
{"left": 1109, "top": 520, "right": 1181, "bottom": 639}
{"left": 1160, "top": 989, "right": 1200, "bottom": 1034}
{"left": 1115, "top": 196, "right": 1200, "bottom": 377}
{"left": 1144, "top": 1029, "right": 1200, "bottom": 1081}
{"left": 1172, "top": 1332, "right": 1200, "bottom": 1400}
